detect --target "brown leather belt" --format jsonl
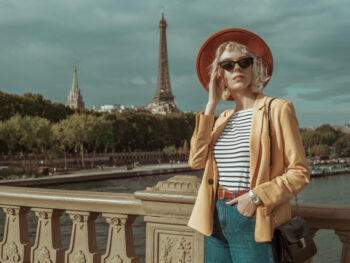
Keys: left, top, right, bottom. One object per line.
{"left": 217, "top": 188, "right": 249, "bottom": 200}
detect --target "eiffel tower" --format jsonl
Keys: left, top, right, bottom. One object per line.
{"left": 148, "top": 12, "right": 177, "bottom": 114}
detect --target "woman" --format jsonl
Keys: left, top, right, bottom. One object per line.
{"left": 187, "top": 28, "right": 310, "bottom": 262}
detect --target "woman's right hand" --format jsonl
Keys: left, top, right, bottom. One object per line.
{"left": 205, "top": 66, "right": 223, "bottom": 115}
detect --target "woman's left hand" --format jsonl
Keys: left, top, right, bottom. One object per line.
{"left": 226, "top": 192, "right": 257, "bottom": 217}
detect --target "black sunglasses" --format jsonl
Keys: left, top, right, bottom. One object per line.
{"left": 218, "top": 57, "right": 254, "bottom": 71}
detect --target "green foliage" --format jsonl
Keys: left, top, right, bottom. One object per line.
{"left": 163, "top": 145, "right": 177, "bottom": 156}
{"left": 309, "top": 144, "right": 330, "bottom": 157}
{"left": 4, "top": 90, "right": 348, "bottom": 159}
{"left": 0, "top": 91, "right": 74, "bottom": 122}
{"left": 315, "top": 124, "right": 339, "bottom": 145}
{"left": 334, "top": 133, "right": 350, "bottom": 157}
{"left": 301, "top": 124, "right": 349, "bottom": 157}
{"left": 0, "top": 114, "right": 52, "bottom": 155}
{"left": 113, "top": 111, "right": 195, "bottom": 152}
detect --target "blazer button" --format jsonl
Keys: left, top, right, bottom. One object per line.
{"left": 208, "top": 178, "right": 214, "bottom": 185}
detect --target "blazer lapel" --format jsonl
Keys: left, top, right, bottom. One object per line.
{"left": 211, "top": 108, "right": 236, "bottom": 146}
{"left": 250, "top": 94, "right": 268, "bottom": 184}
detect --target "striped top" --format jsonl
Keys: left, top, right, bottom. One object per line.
{"left": 213, "top": 108, "right": 253, "bottom": 191}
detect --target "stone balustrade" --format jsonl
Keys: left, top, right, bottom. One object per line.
{"left": 0, "top": 175, "right": 349, "bottom": 262}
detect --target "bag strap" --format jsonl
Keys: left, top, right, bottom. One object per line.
{"left": 268, "top": 98, "right": 299, "bottom": 209}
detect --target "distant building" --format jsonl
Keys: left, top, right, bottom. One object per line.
{"left": 97, "top": 104, "right": 151, "bottom": 114}
{"left": 148, "top": 13, "right": 178, "bottom": 115}
{"left": 66, "top": 65, "right": 85, "bottom": 109}
{"left": 100, "top": 104, "right": 125, "bottom": 113}
{"left": 334, "top": 125, "right": 350, "bottom": 134}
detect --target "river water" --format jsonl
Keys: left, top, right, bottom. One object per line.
{"left": 1, "top": 171, "right": 349, "bottom": 262}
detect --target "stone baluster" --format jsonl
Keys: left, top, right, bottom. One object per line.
{"left": 0, "top": 206, "right": 31, "bottom": 263}
{"left": 65, "top": 211, "right": 101, "bottom": 263}
{"left": 31, "top": 208, "right": 65, "bottom": 263}
{"left": 335, "top": 230, "right": 350, "bottom": 263}
{"left": 101, "top": 213, "right": 139, "bottom": 263}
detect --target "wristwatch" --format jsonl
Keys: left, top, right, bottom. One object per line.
{"left": 249, "top": 190, "right": 261, "bottom": 205}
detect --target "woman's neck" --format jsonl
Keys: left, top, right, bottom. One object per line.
{"left": 232, "top": 90, "right": 257, "bottom": 111}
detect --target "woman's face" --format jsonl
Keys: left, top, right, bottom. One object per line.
{"left": 219, "top": 48, "right": 253, "bottom": 96}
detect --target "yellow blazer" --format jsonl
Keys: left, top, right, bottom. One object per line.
{"left": 187, "top": 93, "right": 310, "bottom": 242}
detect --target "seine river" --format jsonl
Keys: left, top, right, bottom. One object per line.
{"left": 1, "top": 171, "right": 349, "bottom": 262}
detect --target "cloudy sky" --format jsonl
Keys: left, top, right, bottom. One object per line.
{"left": 1, "top": 0, "right": 349, "bottom": 127}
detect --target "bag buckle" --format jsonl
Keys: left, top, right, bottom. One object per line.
{"left": 299, "top": 237, "right": 306, "bottom": 248}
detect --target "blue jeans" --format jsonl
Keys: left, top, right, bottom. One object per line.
{"left": 205, "top": 199, "right": 276, "bottom": 263}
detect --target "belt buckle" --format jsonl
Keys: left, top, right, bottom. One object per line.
{"left": 218, "top": 189, "right": 225, "bottom": 200}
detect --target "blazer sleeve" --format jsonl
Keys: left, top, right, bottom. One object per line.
{"left": 253, "top": 101, "right": 310, "bottom": 212}
{"left": 188, "top": 111, "right": 215, "bottom": 169}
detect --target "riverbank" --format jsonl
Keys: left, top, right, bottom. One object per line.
{"left": 0, "top": 163, "right": 194, "bottom": 187}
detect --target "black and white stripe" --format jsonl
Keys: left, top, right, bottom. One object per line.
{"left": 214, "top": 108, "right": 253, "bottom": 191}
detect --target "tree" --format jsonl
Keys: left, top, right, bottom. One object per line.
{"left": 63, "top": 113, "right": 91, "bottom": 168}
{"left": 0, "top": 114, "right": 52, "bottom": 169}
{"left": 86, "top": 115, "right": 115, "bottom": 168}
{"left": 315, "top": 124, "right": 339, "bottom": 146}
{"left": 334, "top": 133, "right": 350, "bottom": 157}
{"left": 163, "top": 145, "right": 177, "bottom": 157}
{"left": 52, "top": 120, "right": 73, "bottom": 170}
{"left": 0, "top": 114, "right": 22, "bottom": 154}
{"left": 309, "top": 144, "right": 330, "bottom": 158}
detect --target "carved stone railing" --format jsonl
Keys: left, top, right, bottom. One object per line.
{"left": 0, "top": 186, "right": 145, "bottom": 263}
{"left": 0, "top": 175, "right": 349, "bottom": 262}
{"left": 0, "top": 175, "right": 202, "bottom": 263}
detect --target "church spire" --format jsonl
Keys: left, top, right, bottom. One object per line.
{"left": 66, "top": 65, "right": 85, "bottom": 109}
{"left": 72, "top": 64, "right": 78, "bottom": 91}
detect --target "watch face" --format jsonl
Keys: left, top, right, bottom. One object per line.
{"left": 253, "top": 197, "right": 260, "bottom": 205}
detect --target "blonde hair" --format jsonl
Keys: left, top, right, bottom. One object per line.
{"left": 209, "top": 42, "right": 270, "bottom": 99}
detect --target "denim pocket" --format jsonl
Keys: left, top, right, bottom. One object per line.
{"left": 234, "top": 204, "right": 256, "bottom": 220}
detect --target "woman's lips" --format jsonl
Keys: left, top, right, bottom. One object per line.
{"left": 233, "top": 75, "right": 244, "bottom": 80}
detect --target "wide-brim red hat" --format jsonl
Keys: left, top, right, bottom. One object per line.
{"left": 196, "top": 28, "right": 273, "bottom": 100}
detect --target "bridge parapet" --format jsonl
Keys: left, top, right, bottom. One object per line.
{"left": 0, "top": 176, "right": 349, "bottom": 262}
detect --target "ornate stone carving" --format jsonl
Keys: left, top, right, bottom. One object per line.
{"left": 31, "top": 209, "right": 64, "bottom": 263}
{"left": 177, "top": 237, "right": 191, "bottom": 263}
{"left": 102, "top": 214, "right": 139, "bottom": 263}
{"left": 3, "top": 241, "right": 21, "bottom": 262}
{"left": 71, "top": 214, "right": 85, "bottom": 230}
{"left": 65, "top": 211, "right": 100, "bottom": 262}
{"left": 37, "top": 211, "right": 49, "bottom": 226}
{"left": 159, "top": 236, "right": 173, "bottom": 263}
{"left": 111, "top": 217, "right": 121, "bottom": 225}
{"left": 74, "top": 250, "right": 87, "bottom": 263}
{"left": 38, "top": 246, "right": 52, "bottom": 263}
{"left": 111, "top": 217, "right": 122, "bottom": 233}
{"left": 6, "top": 208, "right": 16, "bottom": 215}
{"left": 111, "top": 254, "right": 124, "bottom": 263}
{"left": 5, "top": 208, "right": 17, "bottom": 222}
{"left": 147, "top": 175, "right": 201, "bottom": 194}
{"left": 38, "top": 211, "right": 48, "bottom": 219}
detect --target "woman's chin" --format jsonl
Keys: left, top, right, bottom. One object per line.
{"left": 221, "top": 95, "right": 234, "bottom": 101}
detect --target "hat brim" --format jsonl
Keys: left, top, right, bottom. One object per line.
{"left": 196, "top": 28, "right": 273, "bottom": 101}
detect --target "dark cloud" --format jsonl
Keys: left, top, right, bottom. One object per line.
{"left": 0, "top": 0, "right": 349, "bottom": 126}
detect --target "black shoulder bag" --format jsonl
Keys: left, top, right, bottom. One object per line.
{"left": 268, "top": 98, "right": 317, "bottom": 263}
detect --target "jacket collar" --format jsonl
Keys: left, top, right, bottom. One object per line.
{"left": 213, "top": 93, "right": 267, "bottom": 132}
{"left": 255, "top": 93, "right": 268, "bottom": 111}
